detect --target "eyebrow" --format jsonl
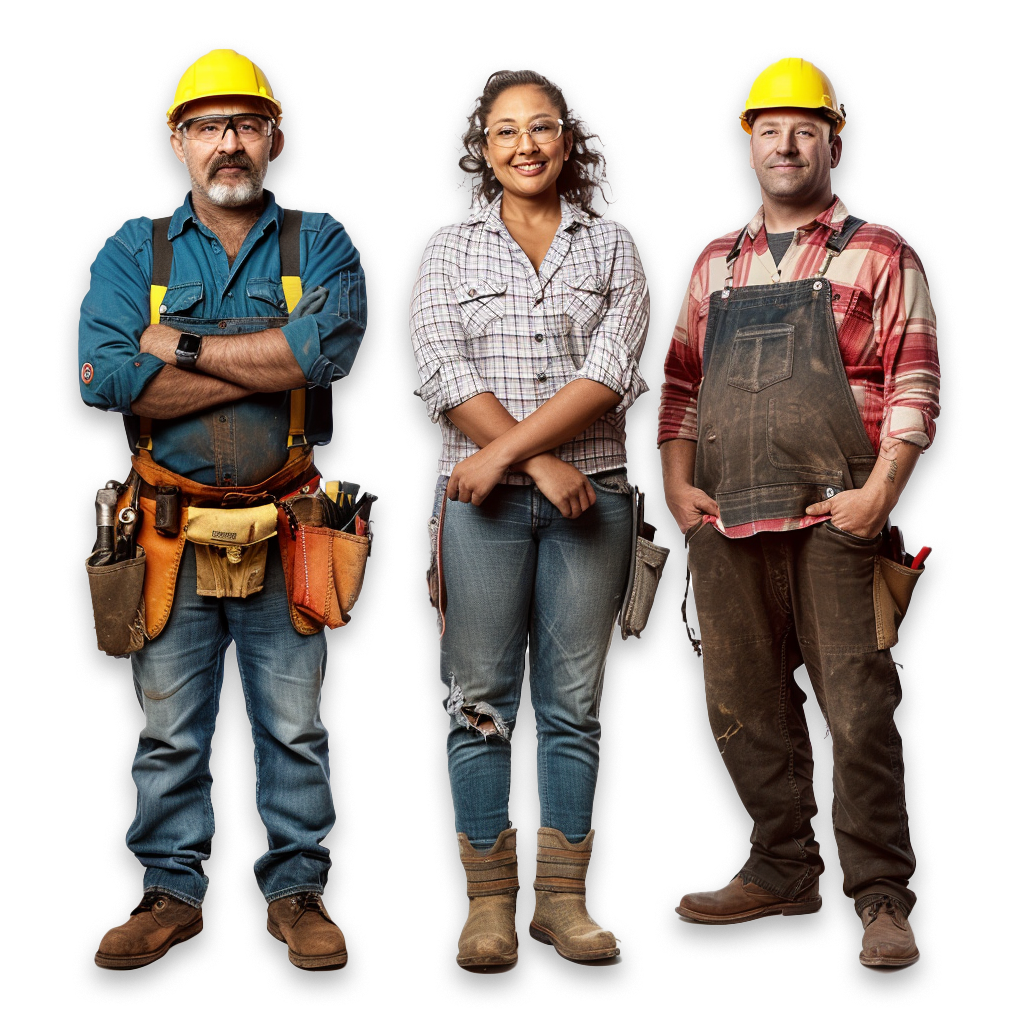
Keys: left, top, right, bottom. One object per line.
{"left": 489, "top": 113, "right": 558, "bottom": 124}
{"left": 758, "top": 120, "right": 822, "bottom": 130}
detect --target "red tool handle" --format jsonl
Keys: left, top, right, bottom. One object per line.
{"left": 909, "top": 546, "right": 932, "bottom": 570}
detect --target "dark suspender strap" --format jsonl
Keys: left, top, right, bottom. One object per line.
{"left": 151, "top": 216, "right": 173, "bottom": 288}
{"left": 826, "top": 215, "right": 866, "bottom": 255}
{"left": 279, "top": 209, "right": 302, "bottom": 277}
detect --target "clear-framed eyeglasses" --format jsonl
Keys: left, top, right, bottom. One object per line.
{"left": 484, "top": 118, "right": 563, "bottom": 148}
{"left": 176, "top": 113, "right": 277, "bottom": 143}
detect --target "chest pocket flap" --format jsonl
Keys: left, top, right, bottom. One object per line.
{"left": 568, "top": 273, "right": 609, "bottom": 297}
{"left": 246, "top": 278, "right": 288, "bottom": 312}
{"left": 160, "top": 281, "right": 203, "bottom": 315}
{"left": 564, "top": 273, "right": 608, "bottom": 332}
{"left": 454, "top": 279, "right": 507, "bottom": 337}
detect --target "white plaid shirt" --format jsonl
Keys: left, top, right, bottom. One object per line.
{"left": 411, "top": 194, "right": 650, "bottom": 480}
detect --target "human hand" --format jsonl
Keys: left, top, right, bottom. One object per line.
{"left": 446, "top": 445, "right": 511, "bottom": 506}
{"left": 665, "top": 481, "right": 720, "bottom": 534}
{"left": 806, "top": 485, "right": 887, "bottom": 539}
{"left": 524, "top": 455, "right": 597, "bottom": 519}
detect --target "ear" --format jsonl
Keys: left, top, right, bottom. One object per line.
{"left": 563, "top": 130, "right": 573, "bottom": 159}
{"left": 170, "top": 131, "right": 186, "bottom": 166}
{"left": 830, "top": 134, "right": 842, "bottom": 169}
{"left": 270, "top": 128, "right": 285, "bottom": 161}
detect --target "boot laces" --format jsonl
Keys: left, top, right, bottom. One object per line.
{"left": 290, "top": 891, "right": 326, "bottom": 916}
{"left": 865, "top": 897, "right": 907, "bottom": 931}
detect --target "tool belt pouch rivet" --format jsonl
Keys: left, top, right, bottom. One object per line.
{"left": 86, "top": 550, "right": 147, "bottom": 657}
{"left": 281, "top": 487, "right": 371, "bottom": 629}
{"left": 873, "top": 555, "right": 923, "bottom": 650}
{"left": 184, "top": 504, "right": 279, "bottom": 598}
{"left": 620, "top": 487, "right": 671, "bottom": 639}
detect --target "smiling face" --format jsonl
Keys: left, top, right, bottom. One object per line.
{"left": 483, "top": 84, "right": 571, "bottom": 202}
{"left": 170, "top": 97, "right": 284, "bottom": 208}
{"left": 748, "top": 108, "right": 840, "bottom": 204}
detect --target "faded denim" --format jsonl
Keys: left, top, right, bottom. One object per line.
{"left": 128, "top": 540, "right": 333, "bottom": 907}
{"left": 438, "top": 475, "right": 632, "bottom": 848}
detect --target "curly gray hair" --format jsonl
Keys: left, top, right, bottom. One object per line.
{"left": 454, "top": 68, "right": 614, "bottom": 218}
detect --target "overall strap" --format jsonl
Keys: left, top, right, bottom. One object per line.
{"left": 817, "top": 215, "right": 867, "bottom": 276}
{"left": 723, "top": 228, "right": 748, "bottom": 290}
{"left": 141, "top": 210, "right": 310, "bottom": 456}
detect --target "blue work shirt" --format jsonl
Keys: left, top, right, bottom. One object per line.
{"left": 79, "top": 191, "right": 367, "bottom": 485}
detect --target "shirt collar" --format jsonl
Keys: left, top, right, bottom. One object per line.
{"left": 166, "top": 189, "right": 282, "bottom": 240}
{"left": 743, "top": 194, "right": 849, "bottom": 241}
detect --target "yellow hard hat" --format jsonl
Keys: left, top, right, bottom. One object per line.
{"left": 740, "top": 58, "right": 845, "bottom": 135}
{"left": 167, "top": 49, "right": 281, "bottom": 127}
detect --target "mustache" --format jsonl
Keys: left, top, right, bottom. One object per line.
{"left": 207, "top": 154, "right": 256, "bottom": 177}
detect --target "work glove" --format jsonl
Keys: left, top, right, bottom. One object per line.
{"left": 288, "top": 285, "right": 329, "bottom": 320}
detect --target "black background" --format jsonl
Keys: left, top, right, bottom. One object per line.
{"left": 70, "top": 49, "right": 958, "bottom": 991}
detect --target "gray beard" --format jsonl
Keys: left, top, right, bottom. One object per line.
{"left": 203, "top": 175, "right": 264, "bottom": 206}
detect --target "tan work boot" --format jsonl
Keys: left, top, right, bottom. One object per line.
{"left": 456, "top": 828, "right": 519, "bottom": 969}
{"left": 95, "top": 891, "right": 202, "bottom": 969}
{"left": 676, "top": 875, "right": 822, "bottom": 924}
{"left": 859, "top": 896, "right": 919, "bottom": 967}
{"left": 529, "top": 828, "right": 619, "bottom": 962}
{"left": 267, "top": 891, "right": 347, "bottom": 970}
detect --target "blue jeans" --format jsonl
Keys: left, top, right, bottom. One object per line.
{"left": 128, "top": 539, "right": 333, "bottom": 907}
{"left": 437, "top": 475, "right": 633, "bottom": 848}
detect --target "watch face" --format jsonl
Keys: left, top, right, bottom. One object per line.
{"left": 175, "top": 333, "right": 202, "bottom": 369}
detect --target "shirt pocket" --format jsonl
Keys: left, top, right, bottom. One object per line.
{"left": 727, "top": 323, "right": 795, "bottom": 392}
{"left": 454, "top": 279, "right": 507, "bottom": 337}
{"left": 561, "top": 274, "right": 609, "bottom": 368}
{"left": 832, "top": 285, "right": 875, "bottom": 347}
{"left": 246, "top": 277, "right": 288, "bottom": 314}
{"left": 160, "top": 281, "right": 204, "bottom": 316}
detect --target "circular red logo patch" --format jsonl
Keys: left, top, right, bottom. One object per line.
{"left": 81, "top": 362, "right": 94, "bottom": 384}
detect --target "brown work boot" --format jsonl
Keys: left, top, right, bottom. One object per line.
{"left": 859, "top": 896, "right": 919, "bottom": 967}
{"left": 95, "top": 891, "right": 202, "bottom": 969}
{"left": 456, "top": 828, "right": 519, "bottom": 969}
{"left": 529, "top": 828, "right": 619, "bottom": 962}
{"left": 676, "top": 875, "right": 821, "bottom": 924}
{"left": 267, "top": 891, "right": 347, "bottom": 970}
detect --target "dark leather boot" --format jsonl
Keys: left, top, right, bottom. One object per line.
{"left": 676, "top": 875, "right": 821, "bottom": 924}
{"left": 856, "top": 892, "right": 921, "bottom": 970}
{"left": 267, "top": 891, "right": 347, "bottom": 969}
{"left": 95, "top": 891, "right": 202, "bottom": 969}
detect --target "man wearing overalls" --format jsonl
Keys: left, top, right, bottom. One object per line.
{"left": 79, "top": 49, "right": 366, "bottom": 970}
{"left": 659, "top": 59, "right": 940, "bottom": 967}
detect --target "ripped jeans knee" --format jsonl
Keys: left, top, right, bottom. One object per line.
{"left": 445, "top": 674, "right": 511, "bottom": 741}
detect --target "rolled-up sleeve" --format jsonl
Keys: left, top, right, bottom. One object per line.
{"left": 410, "top": 229, "right": 489, "bottom": 422}
{"left": 571, "top": 226, "right": 650, "bottom": 413}
{"left": 282, "top": 213, "right": 367, "bottom": 388}
{"left": 876, "top": 244, "right": 940, "bottom": 449}
{"left": 79, "top": 222, "right": 166, "bottom": 414}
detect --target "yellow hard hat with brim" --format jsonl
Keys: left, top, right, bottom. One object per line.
{"left": 167, "top": 49, "right": 281, "bottom": 128}
{"left": 740, "top": 58, "right": 845, "bottom": 135}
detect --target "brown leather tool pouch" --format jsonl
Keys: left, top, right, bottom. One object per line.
{"left": 278, "top": 502, "right": 370, "bottom": 631}
{"left": 85, "top": 550, "right": 147, "bottom": 656}
{"left": 873, "top": 556, "right": 924, "bottom": 650}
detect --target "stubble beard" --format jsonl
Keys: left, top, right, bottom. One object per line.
{"left": 186, "top": 150, "right": 269, "bottom": 208}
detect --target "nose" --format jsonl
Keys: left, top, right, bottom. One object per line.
{"left": 516, "top": 129, "right": 540, "bottom": 155}
{"left": 775, "top": 129, "right": 798, "bottom": 155}
{"left": 218, "top": 122, "right": 243, "bottom": 153}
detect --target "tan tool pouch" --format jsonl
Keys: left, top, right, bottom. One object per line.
{"left": 184, "top": 504, "right": 279, "bottom": 598}
{"left": 277, "top": 494, "right": 370, "bottom": 631}
{"left": 619, "top": 487, "right": 670, "bottom": 639}
{"left": 85, "top": 550, "right": 148, "bottom": 657}
{"left": 873, "top": 555, "right": 924, "bottom": 650}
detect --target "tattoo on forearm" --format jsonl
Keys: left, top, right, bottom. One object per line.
{"left": 886, "top": 459, "right": 898, "bottom": 483}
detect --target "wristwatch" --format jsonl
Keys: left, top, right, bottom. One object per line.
{"left": 174, "top": 332, "right": 203, "bottom": 370}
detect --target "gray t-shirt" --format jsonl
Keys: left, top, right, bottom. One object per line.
{"left": 766, "top": 231, "right": 794, "bottom": 268}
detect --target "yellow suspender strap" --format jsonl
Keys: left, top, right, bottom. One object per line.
{"left": 143, "top": 212, "right": 308, "bottom": 454}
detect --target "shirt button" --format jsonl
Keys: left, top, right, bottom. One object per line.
{"left": 219, "top": 415, "right": 227, "bottom": 423}
{"left": 279, "top": 300, "right": 288, "bottom": 310}
{"left": 534, "top": 333, "right": 544, "bottom": 343}
{"left": 218, "top": 320, "right": 228, "bottom": 329}
{"left": 468, "top": 288, "right": 477, "bottom": 297}
{"left": 227, "top": 291, "right": 233, "bottom": 298}
{"left": 212, "top": 243, "right": 221, "bottom": 253}
{"left": 536, "top": 371, "right": 547, "bottom": 382}
{"left": 158, "top": 304, "right": 167, "bottom": 314}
